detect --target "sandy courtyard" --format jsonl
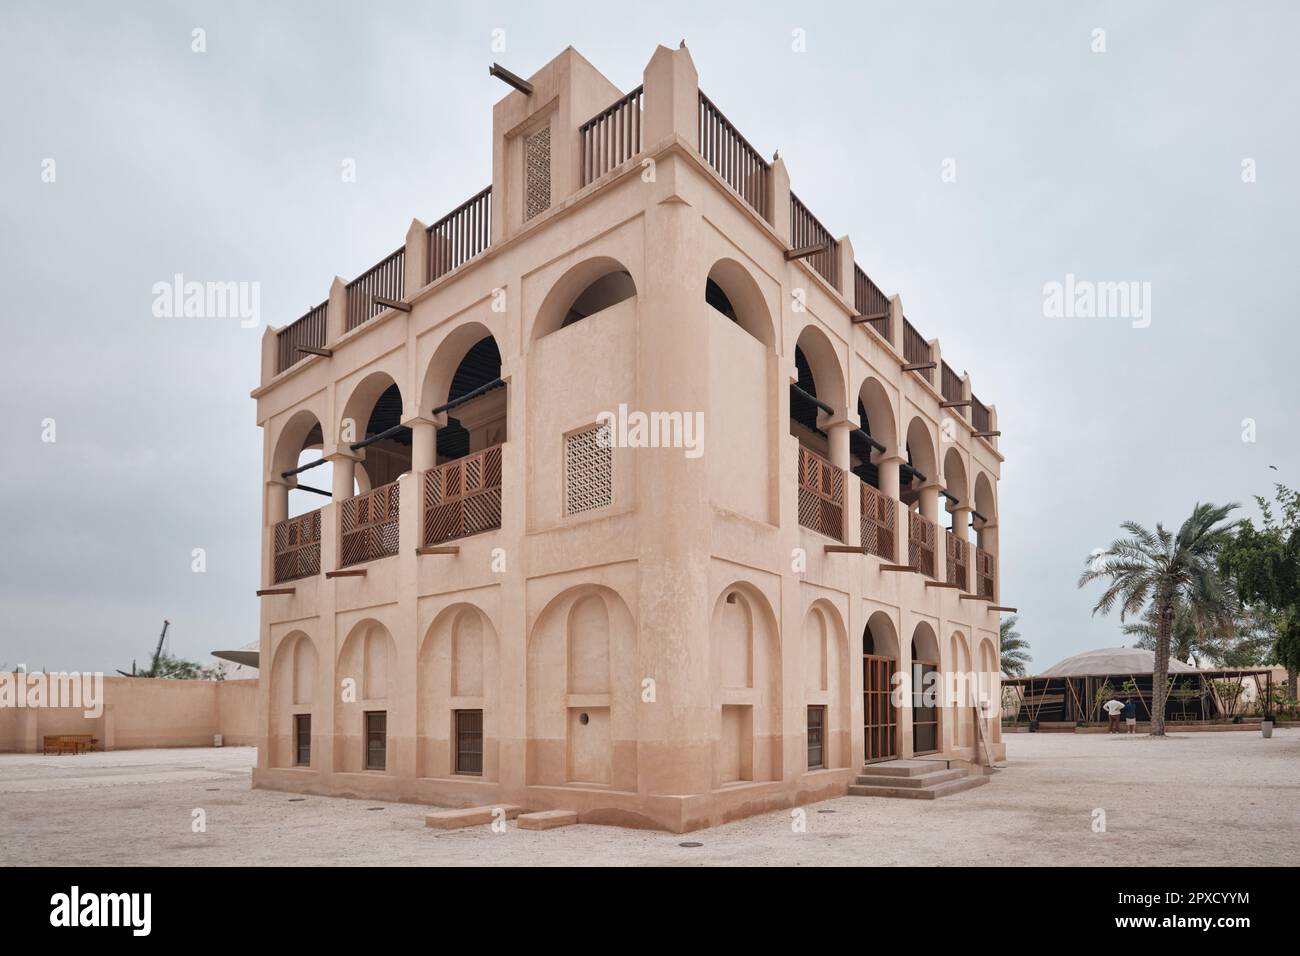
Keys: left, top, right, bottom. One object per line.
{"left": 2, "top": 730, "right": 1297, "bottom": 866}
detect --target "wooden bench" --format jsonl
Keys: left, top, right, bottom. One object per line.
{"left": 42, "top": 735, "right": 98, "bottom": 755}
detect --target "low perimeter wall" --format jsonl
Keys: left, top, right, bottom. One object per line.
{"left": 0, "top": 674, "right": 257, "bottom": 753}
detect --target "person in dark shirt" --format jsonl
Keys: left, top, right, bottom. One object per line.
{"left": 1122, "top": 698, "right": 1137, "bottom": 734}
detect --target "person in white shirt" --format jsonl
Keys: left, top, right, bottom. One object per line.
{"left": 1103, "top": 697, "right": 1125, "bottom": 733}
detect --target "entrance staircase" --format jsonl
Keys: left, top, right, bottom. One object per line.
{"left": 847, "top": 757, "right": 990, "bottom": 799}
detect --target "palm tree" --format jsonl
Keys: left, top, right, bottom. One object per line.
{"left": 999, "top": 615, "right": 1031, "bottom": 676}
{"left": 1122, "top": 602, "right": 1203, "bottom": 666}
{"left": 1078, "top": 502, "right": 1240, "bottom": 735}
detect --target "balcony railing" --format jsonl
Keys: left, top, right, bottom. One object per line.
{"left": 428, "top": 185, "right": 492, "bottom": 284}
{"left": 273, "top": 509, "right": 321, "bottom": 583}
{"left": 345, "top": 247, "right": 405, "bottom": 332}
{"left": 580, "top": 86, "right": 643, "bottom": 187}
{"left": 971, "top": 395, "right": 991, "bottom": 434}
{"left": 903, "top": 318, "right": 933, "bottom": 385}
{"left": 698, "top": 90, "right": 771, "bottom": 222}
{"left": 276, "top": 301, "right": 327, "bottom": 375}
{"left": 340, "top": 480, "right": 400, "bottom": 567}
{"left": 422, "top": 445, "right": 503, "bottom": 547}
{"left": 975, "top": 546, "right": 995, "bottom": 598}
{"left": 854, "top": 264, "right": 890, "bottom": 340}
{"left": 941, "top": 361, "right": 966, "bottom": 419}
{"left": 860, "top": 482, "right": 897, "bottom": 561}
{"left": 908, "top": 510, "right": 937, "bottom": 578}
{"left": 790, "top": 192, "right": 840, "bottom": 288}
{"left": 798, "top": 446, "right": 844, "bottom": 541}
{"left": 946, "top": 530, "right": 969, "bottom": 590}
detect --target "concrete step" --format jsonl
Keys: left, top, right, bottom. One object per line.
{"left": 853, "top": 768, "right": 965, "bottom": 788}
{"left": 516, "top": 809, "right": 578, "bottom": 831}
{"left": 848, "top": 774, "right": 989, "bottom": 800}
{"left": 857, "top": 759, "right": 947, "bottom": 778}
{"left": 425, "top": 804, "right": 525, "bottom": 830}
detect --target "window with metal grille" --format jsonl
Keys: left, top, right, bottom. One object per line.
{"left": 294, "top": 714, "right": 311, "bottom": 767}
{"left": 524, "top": 125, "right": 551, "bottom": 221}
{"left": 807, "top": 705, "right": 826, "bottom": 770}
{"left": 565, "top": 423, "right": 613, "bottom": 516}
{"left": 455, "top": 709, "right": 483, "bottom": 776}
{"left": 365, "top": 711, "right": 387, "bottom": 771}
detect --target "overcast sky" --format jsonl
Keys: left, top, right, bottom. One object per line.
{"left": 2, "top": 1, "right": 1297, "bottom": 674}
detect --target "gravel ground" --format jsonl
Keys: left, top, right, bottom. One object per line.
{"left": 2, "top": 730, "right": 1297, "bottom": 866}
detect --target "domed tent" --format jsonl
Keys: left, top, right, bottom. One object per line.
{"left": 1042, "top": 646, "right": 1196, "bottom": 678}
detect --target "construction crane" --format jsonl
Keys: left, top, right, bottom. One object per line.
{"left": 117, "top": 620, "right": 170, "bottom": 678}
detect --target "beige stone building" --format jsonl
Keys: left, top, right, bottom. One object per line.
{"left": 251, "top": 44, "right": 1007, "bottom": 831}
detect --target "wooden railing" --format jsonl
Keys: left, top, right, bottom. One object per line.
{"left": 428, "top": 185, "right": 492, "bottom": 284}
{"left": 422, "top": 445, "right": 503, "bottom": 547}
{"left": 580, "top": 86, "right": 643, "bottom": 187}
{"left": 345, "top": 247, "right": 405, "bottom": 332}
{"left": 698, "top": 90, "right": 771, "bottom": 221}
{"left": 976, "top": 546, "right": 995, "bottom": 598}
{"left": 860, "top": 482, "right": 896, "bottom": 561}
{"left": 941, "top": 361, "right": 968, "bottom": 421}
{"left": 276, "top": 301, "right": 327, "bottom": 374}
{"left": 340, "top": 481, "right": 400, "bottom": 567}
{"left": 790, "top": 192, "right": 840, "bottom": 288}
{"left": 908, "top": 510, "right": 937, "bottom": 578}
{"left": 797, "top": 446, "right": 844, "bottom": 541}
{"left": 971, "top": 395, "right": 991, "bottom": 434}
{"left": 946, "top": 530, "right": 969, "bottom": 590}
{"left": 273, "top": 509, "right": 321, "bottom": 583}
{"left": 902, "top": 318, "right": 933, "bottom": 385}
{"left": 854, "top": 264, "right": 890, "bottom": 340}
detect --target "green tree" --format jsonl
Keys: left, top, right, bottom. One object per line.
{"left": 147, "top": 653, "right": 225, "bottom": 681}
{"left": 1078, "top": 502, "right": 1240, "bottom": 735}
{"left": 999, "top": 615, "right": 1031, "bottom": 676}
{"left": 1219, "top": 484, "right": 1300, "bottom": 701}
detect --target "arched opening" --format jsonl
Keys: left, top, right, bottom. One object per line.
{"left": 334, "top": 620, "right": 398, "bottom": 773}
{"left": 911, "top": 622, "right": 941, "bottom": 755}
{"left": 942, "top": 447, "right": 971, "bottom": 589}
{"left": 532, "top": 257, "right": 637, "bottom": 339}
{"left": 979, "top": 637, "right": 1002, "bottom": 744}
{"left": 950, "top": 631, "right": 973, "bottom": 749}
{"left": 973, "top": 472, "right": 998, "bottom": 599}
{"left": 803, "top": 602, "right": 850, "bottom": 770}
{"left": 418, "top": 604, "right": 500, "bottom": 779}
{"left": 336, "top": 373, "right": 407, "bottom": 566}
{"left": 903, "top": 416, "right": 940, "bottom": 576}
{"left": 791, "top": 327, "right": 847, "bottom": 541}
{"left": 711, "top": 583, "right": 782, "bottom": 786}
{"left": 269, "top": 632, "right": 317, "bottom": 769}
{"left": 850, "top": 377, "right": 897, "bottom": 491}
{"left": 704, "top": 258, "right": 774, "bottom": 347}
{"left": 435, "top": 336, "right": 506, "bottom": 462}
{"left": 863, "top": 611, "right": 899, "bottom": 762}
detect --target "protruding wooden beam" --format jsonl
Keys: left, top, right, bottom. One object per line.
{"left": 903, "top": 362, "right": 937, "bottom": 373}
{"left": 959, "top": 593, "right": 987, "bottom": 601}
{"left": 295, "top": 484, "right": 331, "bottom": 498}
{"left": 925, "top": 581, "right": 962, "bottom": 589}
{"left": 325, "top": 569, "right": 366, "bottom": 579}
{"left": 489, "top": 63, "right": 533, "bottom": 95}
{"left": 416, "top": 546, "right": 461, "bottom": 555}
{"left": 256, "top": 587, "right": 295, "bottom": 596}
{"left": 879, "top": 564, "right": 917, "bottom": 573}
{"left": 988, "top": 605, "right": 1018, "bottom": 613}
{"left": 940, "top": 400, "right": 971, "bottom": 408}
{"left": 784, "top": 242, "right": 829, "bottom": 262}
{"left": 974, "top": 430, "right": 1002, "bottom": 439}
{"left": 850, "top": 311, "right": 890, "bottom": 325}
{"left": 823, "top": 545, "right": 864, "bottom": 554}
{"left": 297, "top": 346, "right": 332, "bottom": 358}
{"left": 373, "top": 295, "right": 411, "bottom": 313}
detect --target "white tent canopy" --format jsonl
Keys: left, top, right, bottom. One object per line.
{"left": 1040, "top": 646, "right": 1196, "bottom": 677}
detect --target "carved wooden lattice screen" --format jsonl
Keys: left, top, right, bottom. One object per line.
{"left": 422, "top": 445, "right": 503, "bottom": 547}
{"left": 860, "top": 482, "right": 896, "bottom": 561}
{"left": 908, "top": 510, "right": 937, "bottom": 578}
{"left": 798, "top": 446, "right": 844, "bottom": 541}
{"left": 524, "top": 125, "right": 552, "bottom": 221}
{"left": 274, "top": 508, "right": 321, "bottom": 582}
{"left": 946, "top": 531, "right": 970, "bottom": 590}
{"left": 340, "top": 481, "right": 400, "bottom": 567}
{"left": 565, "top": 424, "right": 613, "bottom": 516}
{"left": 976, "top": 546, "right": 996, "bottom": 598}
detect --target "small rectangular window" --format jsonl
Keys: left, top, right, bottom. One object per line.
{"left": 294, "top": 714, "right": 311, "bottom": 767}
{"left": 365, "top": 711, "right": 387, "bottom": 771}
{"left": 565, "top": 423, "right": 613, "bottom": 516}
{"left": 455, "top": 709, "right": 484, "bottom": 776}
{"left": 807, "top": 705, "right": 825, "bottom": 770}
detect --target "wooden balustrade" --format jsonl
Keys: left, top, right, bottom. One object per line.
{"left": 941, "top": 361, "right": 965, "bottom": 416}
{"left": 976, "top": 546, "right": 996, "bottom": 598}
{"left": 345, "top": 247, "right": 405, "bottom": 332}
{"left": 908, "top": 510, "right": 937, "bottom": 578}
{"left": 427, "top": 185, "right": 492, "bottom": 283}
{"left": 276, "top": 301, "right": 327, "bottom": 374}
{"left": 854, "top": 264, "right": 890, "bottom": 340}
{"left": 790, "top": 192, "right": 840, "bottom": 288}
{"left": 903, "top": 318, "right": 933, "bottom": 384}
{"left": 273, "top": 509, "right": 321, "bottom": 582}
{"left": 798, "top": 446, "right": 844, "bottom": 541}
{"left": 422, "top": 445, "right": 503, "bottom": 547}
{"left": 971, "top": 395, "right": 991, "bottom": 434}
{"left": 860, "top": 482, "right": 897, "bottom": 561}
{"left": 340, "top": 481, "right": 400, "bottom": 567}
{"left": 946, "top": 530, "right": 969, "bottom": 590}
{"left": 698, "top": 90, "right": 771, "bottom": 221}
{"left": 580, "top": 86, "right": 643, "bottom": 186}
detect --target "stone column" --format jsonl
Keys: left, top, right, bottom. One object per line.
{"left": 877, "top": 453, "right": 906, "bottom": 563}
{"left": 823, "top": 415, "right": 855, "bottom": 545}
